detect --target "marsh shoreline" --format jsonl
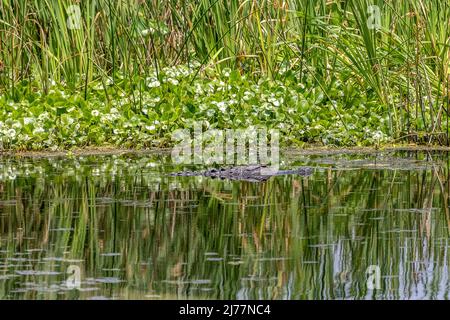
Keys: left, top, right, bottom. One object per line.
{"left": 2, "top": 144, "right": 450, "bottom": 158}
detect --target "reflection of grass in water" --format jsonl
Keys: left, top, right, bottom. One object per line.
{"left": 0, "top": 154, "right": 449, "bottom": 299}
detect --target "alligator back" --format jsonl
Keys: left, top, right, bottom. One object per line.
{"left": 170, "top": 165, "right": 313, "bottom": 182}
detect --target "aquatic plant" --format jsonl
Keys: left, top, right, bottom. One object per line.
{"left": 0, "top": 65, "right": 389, "bottom": 150}
{"left": 1, "top": 1, "right": 450, "bottom": 148}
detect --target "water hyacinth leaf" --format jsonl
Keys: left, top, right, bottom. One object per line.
{"left": 56, "top": 107, "right": 68, "bottom": 116}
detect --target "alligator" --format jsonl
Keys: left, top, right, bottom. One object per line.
{"left": 169, "top": 165, "right": 313, "bottom": 182}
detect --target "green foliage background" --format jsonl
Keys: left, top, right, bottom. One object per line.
{"left": 1, "top": 0, "right": 450, "bottom": 149}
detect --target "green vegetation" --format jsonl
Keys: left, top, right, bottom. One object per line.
{"left": 1, "top": 0, "right": 450, "bottom": 150}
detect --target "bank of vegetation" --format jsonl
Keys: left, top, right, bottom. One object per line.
{"left": 1, "top": 0, "right": 450, "bottom": 150}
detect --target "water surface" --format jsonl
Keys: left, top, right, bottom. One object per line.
{"left": 0, "top": 151, "right": 449, "bottom": 299}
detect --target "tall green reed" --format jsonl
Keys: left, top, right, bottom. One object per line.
{"left": 2, "top": 1, "right": 450, "bottom": 143}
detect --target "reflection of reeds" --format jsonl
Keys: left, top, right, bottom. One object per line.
{"left": 0, "top": 153, "right": 448, "bottom": 299}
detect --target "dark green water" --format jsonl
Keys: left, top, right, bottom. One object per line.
{"left": 0, "top": 151, "right": 449, "bottom": 300}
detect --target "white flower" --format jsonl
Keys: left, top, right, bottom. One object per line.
{"left": 222, "top": 68, "right": 231, "bottom": 77}
{"left": 33, "top": 127, "right": 45, "bottom": 135}
{"left": 373, "top": 131, "right": 384, "bottom": 141}
{"left": 7, "top": 128, "right": 16, "bottom": 138}
{"left": 268, "top": 97, "right": 283, "bottom": 107}
{"left": 24, "top": 117, "right": 34, "bottom": 125}
{"left": 168, "top": 78, "right": 179, "bottom": 86}
{"left": 12, "top": 121, "right": 22, "bottom": 129}
{"left": 147, "top": 78, "right": 161, "bottom": 88}
{"left": 141, "top": 28, "right": 155, "bottom": 37}
{"left": 195, "top": 84, "right": 203, "bottom": 94}
{"left": 146, "top": 125, "right": 156, "bottom": 131}
{"left": 217, "top": 101, "right": 227, "bottom": 113}
{"left": 91, "top": 110, "right": 100, "bottom": 117}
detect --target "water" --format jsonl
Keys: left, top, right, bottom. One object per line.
{"left": 0, "top": 151, "right": 449, "bottom": 300}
